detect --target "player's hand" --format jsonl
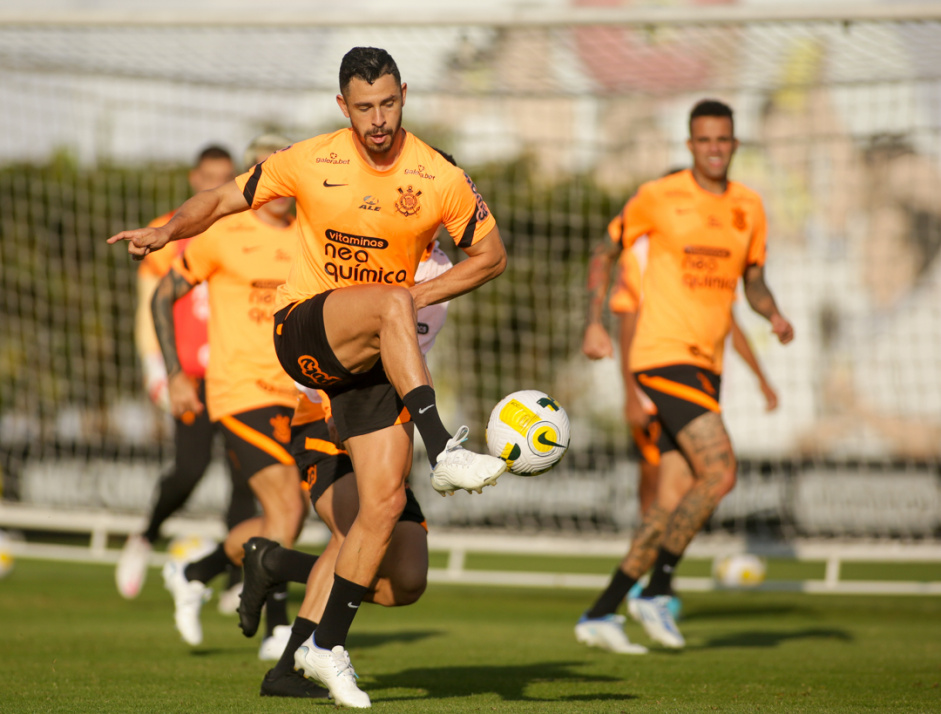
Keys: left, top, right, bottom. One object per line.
{"left": 760, "top": 380, "right": 779, "bottom": 412}
{"left": 582, "top": 323, "right": 614, "bottom": 360}
{"left": 168, "top": 372, "right": 204, "bottom": 421}
{"left": 771, "top": 314, "right": 794, "bottom": 344}
{"left": 624, "top": 393, "right": 651, "bottom": 430}
{"left": 107, "top": 226, "right": 170, "bottom": 261}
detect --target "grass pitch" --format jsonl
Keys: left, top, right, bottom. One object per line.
{"left": 0, "top": 559, "right": 938, "bottom": 713}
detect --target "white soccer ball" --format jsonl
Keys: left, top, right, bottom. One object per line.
{"left": 712, "top": 553, "right": 766, "bottom": 588}
{"left": 166, "top": 534, "right": 217, "bottom": 564}
{"left": 0, "top": 530, "right": 15, "bottom": 579}
{"left": 486, "top": 389, "right": 570, "bottom": 476}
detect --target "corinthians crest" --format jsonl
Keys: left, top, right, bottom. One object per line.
{"left": 395, "top": 185, "right": 422, "bottom": 217}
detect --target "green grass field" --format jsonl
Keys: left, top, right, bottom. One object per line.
{"left": 1, "top": 559, "right": 939, "bottom": 713}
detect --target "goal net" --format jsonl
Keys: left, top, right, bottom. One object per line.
{"left": 2, "top": 7, "right": 940, "bottom": 545}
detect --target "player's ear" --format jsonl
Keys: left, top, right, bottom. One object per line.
{"left": 336, "top": 93, "right": 351, "bottom": 119}
{"left": 400, "top": 81, "right": 407, "bottom": 107}
{"left": 731, "top": 137, "right": 740, "bottom": 154}
{"left": 686, "top": 137, "right": 693, "bottom": 154}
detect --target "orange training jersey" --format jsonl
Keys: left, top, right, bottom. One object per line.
{"left": 172, "top": 211, "right": 299, "bottom": 420}
{"left": 234, "top": 128, "right": 496, "bottom": 310}
{"left": 139, "top": 211, "right": 210, "bottom": 377}
{"left": 608, "top": 236, "right": 648, "bottom": 315}
{"left": 609, "top": 169, "right": 766, "bottom": 374}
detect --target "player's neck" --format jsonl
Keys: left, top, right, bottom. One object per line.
{"left": 352, "top": 128, "right": 406, "bottom": 171}
{"left": 690, "top": 167, "right": 729, "bottom": 195}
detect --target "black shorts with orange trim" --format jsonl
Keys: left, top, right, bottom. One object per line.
{"left": 290, "top": 418, "right": 426, "bottom": 528}
{"left": 634, "top": 365, "right": 722, "bottom": 455}
{"left": 219, "top": 406, "right": 296, "bottom": 485}
{"left": 630, "top": 418, "right": 662, "bottom": 466}
{"left": 274, "top": 293, "right": 410, "bottom": 442}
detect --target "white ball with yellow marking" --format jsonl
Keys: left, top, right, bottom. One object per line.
{"left": 712, "top": 553, "right": 766, "bottom": 588}
{"left": 486, "top": 389, "right": 570, "bottom": 476}
{"left": 166, "top": 534, "right": 217, "bottom": 564}
{"left": 0, "top": 530, "right": 14, "bottom": 579}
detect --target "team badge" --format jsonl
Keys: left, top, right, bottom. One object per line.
{"left": 731, "top": 208, "right": 747, "bottom": 230}
{"left": 395, "top": 186, "right": 422, "bottom": 217}
{"left": 298, "top": 355, "right": 341, "bottom": 386}
{"left": 270, "top": 414, "right": 292, "bottom": 444}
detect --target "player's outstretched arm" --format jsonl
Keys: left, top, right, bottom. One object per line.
{"left": 730, "top": 314, "right": 779, "bottom": 411}
{"left": 582, "top": 239, "right": 622, "bottom": 360}
{"left": 107, "top": 180, "right": 250, "bottom": 259}
{"left": 151, "top": 267, "right": 202, "bottom": 418}
{"left": 743, "top": 264, "right": 794, "bottom": 345}
{"left": 409, "top": 227, "right": 506, "bottom": 309}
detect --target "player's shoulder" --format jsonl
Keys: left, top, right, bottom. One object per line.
{"left": 726, "top": 179, "right": 765, "bottom": 208}
{"left": 405, "top": 133, "right": 465, "bottom": 180}
{"left": 634, "top": 169, "right": 694, "bottom": 203}
{"left": 266, "top": 130, "right": 347, "bottom": 166}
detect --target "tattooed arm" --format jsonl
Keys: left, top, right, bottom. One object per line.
{"left": 743, "top": 264, "right": 794, "bottom": 345}
{"left": 151, "top": 267, "right": 202, "bottom": 418}
{"left": 582, "top": 239, "right": 623, "bottom": 360}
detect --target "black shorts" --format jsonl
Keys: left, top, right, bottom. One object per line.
{"left": 630, "top": 419, "right": 662, "bottom": 465}
{"left": 218, "top": 406, "right": 295, "bottom": 485}
{"left": 634, "top": 365, "right": 721, "bottom": 454}
{"left": 274, "top": 293, "right": 409, "bottom": 442}
{"left": 291, "top": 418, "right": 426, "bottom": 527}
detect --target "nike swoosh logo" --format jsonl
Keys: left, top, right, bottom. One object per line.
{"left": 347, "top": 602, "right": 360, "bottom": 609}
{"left": 323, "top": 180, "right": 347, "bottom": 188}
{"left": 272, "top": 591, "right": 288, "bottom": 600}
{"left": 536, "top": 432, "right": 566, "bottom": 448}
{"left": 418, "top": 405, "right": 434, "bottom": 414}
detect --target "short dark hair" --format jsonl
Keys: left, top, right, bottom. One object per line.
{"left": 689, "top": 99, "right": 734, "bottom": 135}
{"left": 195, "top": 144, "right": 232, "bottom": 165}
{"left": 339, "top": 47, "right": 401, "bottom": 95}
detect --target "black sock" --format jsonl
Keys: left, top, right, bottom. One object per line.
{"left": 313, "top": 574, "right": 368, "bottom": 650}
{"left": 642, "top": 548, "right": 682, "bottom": 597}
{"left": 586, "top": 569, "right": 637, "bottom": 619}
{"left": 403, "top": 385, "right": 452, "bottom": 465}
{"left": 225, "top": 563, "right": 242, "bottom": 590}
{"left": 183, "top": 543, "right": 232, "bottom": 584}
{"left": 262, "top": 546, "right": 318, "bottom": 584}
{"left": 271, "top": 617, "right": 316, "bottom": 678}
{"left": 264, "top": 583, "right": 290, "bottom": 637}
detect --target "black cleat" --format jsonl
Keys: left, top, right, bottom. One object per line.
{"left": 238, "top": 537, "right": 280, "bottom": 638}
{"left": 260, "top": 668, "right": 330, "bottom": 698}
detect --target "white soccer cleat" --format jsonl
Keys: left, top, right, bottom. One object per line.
{"left": 294, "top": 636, "right": 371, "bottom": 709}
{"left": 162, "top": 560, "right": 211, "bottom": 646}
{"left": 633, "top": 596, "right": 686, "bottom": 648}
{"left": 258, "top": 624, "right": 292, "bottom": 661}
{"left": 574, "top": 613, "right": 648, "bottom": 655}
{"left": 430, "top": 426, "right": 506, "bottom": 496}
{"left": 217, "top": 581, "right": 243, "bottom": 616}
{"left": 115, "top": 534, "right": 152, "bottom": 599}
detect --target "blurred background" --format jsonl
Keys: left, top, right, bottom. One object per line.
{"left": 1, "top": 0, "right": 940, "bottom": 558}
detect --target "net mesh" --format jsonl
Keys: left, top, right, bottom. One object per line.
{"left": 2, "top": 16, "right": 940, "bottom": 538}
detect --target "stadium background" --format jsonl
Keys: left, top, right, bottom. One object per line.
{"left": 1, "top": 2, "right": 940, "bottom": 562}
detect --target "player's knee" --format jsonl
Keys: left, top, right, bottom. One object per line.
{"left": 359, "top": 488, "right": 406, "bottom": 533}
{"left": 381, "top": 286, "right": 416, "bottom": 323}
{"left": 390, "top": 570, "right": 427, "bottom": 606}
{"left": 711, "top": 461, "right": 738, "bottom": 499}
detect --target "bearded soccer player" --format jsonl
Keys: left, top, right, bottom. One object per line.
{"left": 116, "top": 145, "right": 256, "bottom": 609}
{"left": 110, "top": 48, "right": 507, "bottom": 708}
{"left": 151, "top": 136, "right": 307, "bottom": 655}
{"left": 579, "top": 99, "right": 794, "bottom": 651}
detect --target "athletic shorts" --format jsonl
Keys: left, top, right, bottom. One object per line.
{"left": 290, "top": 418, "right": 426, "bottom": 527}
{"left": 634, "top": 365, "right": 722, "bottom": 455}
{"left": 218, "top": 406, "right": 295, "bottom": 485}
{"left": 274, "top": 293, "right": 410, "bottom": 442}
{"left": 630, "top": 419, "right": 662, "bottom": 466}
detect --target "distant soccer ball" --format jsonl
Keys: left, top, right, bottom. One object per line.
{"left": 713, "top": 553, "right": 766, "bottom": 588}
{"left": 167, "top": 534, "right": 217, "bottom": 564}
{"left": 486, "top": 389, "right": 570, "bottom": 475}
{"left": 0, "top": 530, "right": 15, "bottom": 579}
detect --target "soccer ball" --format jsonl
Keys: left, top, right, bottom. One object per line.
{"left": 486, "top": 389, "right": 570, "bottom": 475}
{"left": 0, "top": 530, "right": 15, "bottom": 579}
{"left": 167, "top": 534, "right": 217, "bottom": 564}
{"left": 712, "top": 553, "right": 766, "bottom": 588}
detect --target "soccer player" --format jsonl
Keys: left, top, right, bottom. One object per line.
{"left": 242, "top": 240, "right": 452, "bottom": 699}
{"left": 109, "top": 47, "right": 507, "bottom": 708}
{"left": 115, "top": 145, "right": 256, "bottom": 610}
{"left": 150, "top": 135, "right": 307, "bottom": 654}
{"left": 578, "top": 99, "right": 794, "bottom": 651}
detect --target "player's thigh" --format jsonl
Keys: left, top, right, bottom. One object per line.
{"left": 675, "top": 411, "right": 737, "bottom": 491}
{"left": 377, "top": 520, "right": 428, "bottom": 588}
{"left": 322, "top": 284, "right": 415, "bottom": 374}
{"left": 657, "top": 450, "right": 695, "bottom": 510}
{"left": 219, "top": 406, "right": 297, "bottom": 505}
{"left": 315, "top": 475, "right": 360, "bottom": 539}
{"left": 346, "top": 423, "right": 413, "bottom": 514}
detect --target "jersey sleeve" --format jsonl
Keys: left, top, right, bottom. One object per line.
{"left": 608, "top": 251, "right": 642, "bottom": 314}
{"left": 622, "top": 184, "right": 656, "bottom": 249}
{"left": 747, "top": 197, "right": 768, "bottom": 267}
{"left": 173, "top": 231, "right": 220, "bottom": 285}
{"left": 234, "top": 144, "right": 298, "bottom": 209}
{"left": 439, "top": 167, "right": 497, "bottom": 249}
{"left": 606, "top": 203, "right": 628, "bottom": 246}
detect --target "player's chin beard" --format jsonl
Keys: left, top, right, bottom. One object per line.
{"left": 363, "top": 125, "right": 399, "bottom": 155}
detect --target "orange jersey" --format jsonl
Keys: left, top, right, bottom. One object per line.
{"left": 234, "top": 128, "right": 496, "bottom": 310}
{"left": 609, "top": 169, "right": 766, "bottom": 374}
{"left": 608, "top": 237, "right": 647, "bottom": 315}
{"left": 139, "top": 211, "right": 209, "bottom": 377}
{"left": 172, "top": 211, "right": 299, "bottom": 420}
